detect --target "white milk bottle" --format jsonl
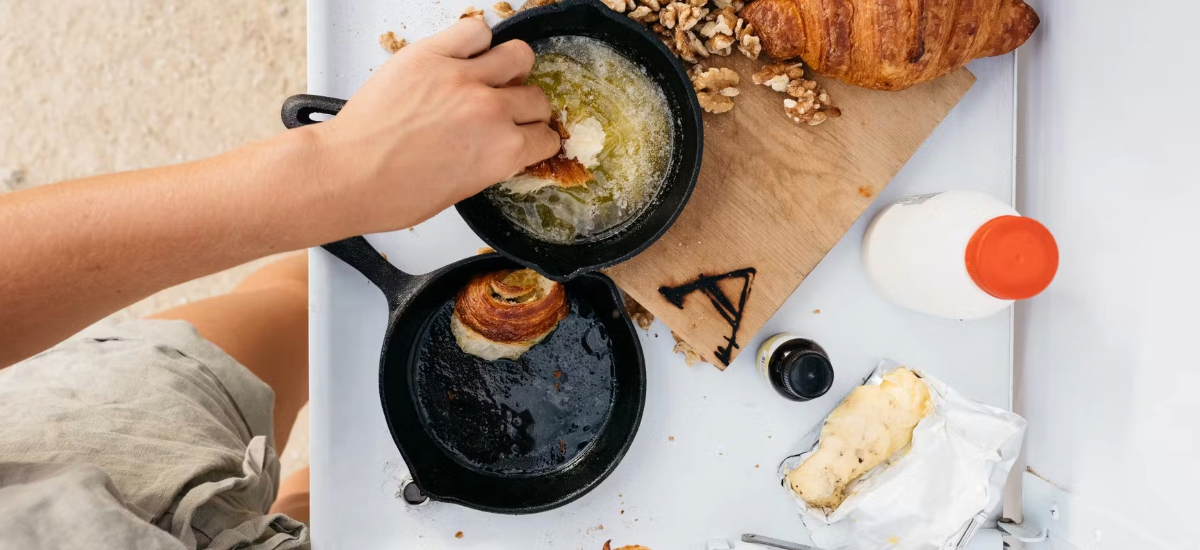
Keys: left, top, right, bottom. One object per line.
{"left": 862, "top": 191, "right": 1058, "bottom": 319}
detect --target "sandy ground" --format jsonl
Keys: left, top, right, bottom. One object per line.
{"left": 1, "top": 0, "right": 310, "bottom": 477}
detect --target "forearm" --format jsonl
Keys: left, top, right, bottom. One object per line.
{"left": 0, "top": 128, "right": 345, "bottom": 367}
{"left": 0, "top": 19, "right": 557, "bottom": 368}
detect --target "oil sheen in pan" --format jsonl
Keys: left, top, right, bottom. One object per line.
{"left": 413, "top": 295, "right": 616, "bottom": 475}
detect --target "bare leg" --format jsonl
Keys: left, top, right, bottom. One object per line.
{"left": 150, "top": 252, "right": 309, "bottom": 453}
{"left": 151, "top": 253, "right": 311, "bottom": 520}
{"left": 270, "top": 466, "right": 310, "bottom": 522}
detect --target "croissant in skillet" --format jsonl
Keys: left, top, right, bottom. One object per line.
{"left": 740, "top": 0, "right": 1040, "bottom": 91}
{"left": 499, "top": 111, "right": 596, "bottom": 194}
{"left": 451, "top": 269, "right": 569, "bottom": 361}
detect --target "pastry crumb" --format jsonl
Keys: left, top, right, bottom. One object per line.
{"left": 476, "top": 246, "right": 495, "bottom": 254}
{"left": 461, "top": 5, "right": 486, "bottom": 19}
{"left": 812, "top": 309, "right": 821, "bottom": 314}
{"left": 671, "top": 332, "right": 708, "bottom": 366}
{"left": 623, "top": 294, "right": 655, "bottom": 330}
{"left": 602, "top": 541, "right": 651, "bottom": 550}
{"left": 455, "top": 531, "right": 464, "bottom": 539}
{"left": 493, "top": 1, "right": 516, "bottom": 18}
{"left": 378, "top": 31, "right": 407, "bottom": 54}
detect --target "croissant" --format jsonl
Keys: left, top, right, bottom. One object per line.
{"left": 500, "top": 112, "right": 600, "bottom": 194}
{"left": 451, "top": 268, "right": 569, "bottom": 361}
{"left": 740, "top": 0, "right": 1040, "bottom": 91}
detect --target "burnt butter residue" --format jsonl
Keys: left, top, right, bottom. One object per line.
{"left": 659, "top": 268, "right": 757, "bottom": 366}
{"left": 414, "top": 297, "right": 616, "bottom": 475}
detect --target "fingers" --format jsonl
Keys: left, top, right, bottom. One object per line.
{"left": 418, "top": 18, "right": 491, "bottom": 59}
{"left": 513, "top": 122, "right": 563, "bottom": 168}
{"left": 466, "top": 40, "right": 536, "bottom": 87}
{"left": 497, "top": 86, "right": 551, "bottom": 125}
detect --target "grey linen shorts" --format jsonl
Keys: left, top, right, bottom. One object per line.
{"left": 0, "top": 320, "right": 308, "bottom": 550}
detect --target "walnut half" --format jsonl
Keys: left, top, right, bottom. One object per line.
{"left": 628, "top": 5, "right": 657, "bottom": 22}
{"left": 690, "top": 66, "right": 740, "bottom": 113}
{"left": 673, "top": 28, "right": 707, "bottom": 64}
{"left": 600, "top": 0, "right": 626, "bottom": 12}
{"left": 519, "top": 0, "right": 560, "bottom": 9}
{"left": 737, "top": 23, "right": 761, "bottom": 59}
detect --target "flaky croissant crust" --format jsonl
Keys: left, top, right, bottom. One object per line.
{"left": 453, "top": 270, "right": 569, "bottom": 344}
{"left": 512, "top": 110, "right": 592, "bottom": 189}
{"left": 741, "top": 0, "right": 1040, "bottom": 91}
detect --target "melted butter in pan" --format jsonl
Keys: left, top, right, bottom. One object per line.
{"left": 489, "top": 35, "right": 674, "bottom": 244}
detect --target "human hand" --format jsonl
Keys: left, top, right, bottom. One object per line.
{"left": 0, "top": 21, "right": 559, "bottom": 367}
{"left": 305, "top": 18, "right": 559, "bottom": 234}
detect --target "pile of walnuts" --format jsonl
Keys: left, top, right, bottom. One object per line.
{"left": 379, "top": 0, "right": 840, "bottom": 124}
{"left": 605, "top": 0, "right": 840, "bottom": 121}
{"left": 602, "top": 0, "right": 761, "bottom": 65}
{"left": 752, "top": 63, "right": 842, "bottom": 126}
{"left": 599, "top": 0, "right": 762, "bottom": 113}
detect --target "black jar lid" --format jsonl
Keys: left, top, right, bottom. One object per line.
{"left": 779, "top": 350, "right": 834, "bottom": 401}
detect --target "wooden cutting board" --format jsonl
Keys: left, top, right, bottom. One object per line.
{"left": 605, "top": 54, "right": 975, "bottom": 369}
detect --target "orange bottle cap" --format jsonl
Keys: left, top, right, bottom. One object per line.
{"left": 965, "top": 215, "right": 1059, "bottom": 300}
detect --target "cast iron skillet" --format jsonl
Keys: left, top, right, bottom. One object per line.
{"left": 318, "top": 236, "right": 646, "bottom": 514}
{"left": 281, "top": 0, "right": 703, "bottom": 282}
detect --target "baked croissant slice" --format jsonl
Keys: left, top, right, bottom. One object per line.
{"left": 740, "top": 0, "right": 1040, "bottom": 91}
{"left": 451, "top": 268, "right": 569, "bottom": 361}
{"left": 499, "top": 112, "right": 600, "bottom": 194}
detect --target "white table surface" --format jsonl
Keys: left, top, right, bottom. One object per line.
{"left": 306, "top": 2, "right": 1017, "bottom": 548}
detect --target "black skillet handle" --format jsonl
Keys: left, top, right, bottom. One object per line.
{"left": 321, "top": 237, "right": 418, "bottom": 310}
{"left": 281, "top": 94, "right": 347, "bottom": 129}
{"left": 285, "top": 97, "right": 419, "bottom": 309}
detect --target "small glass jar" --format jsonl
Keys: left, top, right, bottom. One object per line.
{"left": 756, "top": 334, "right": 834, "bottom": 401}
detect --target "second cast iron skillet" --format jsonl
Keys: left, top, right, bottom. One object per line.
{"left": 319, "top": 237, "right": 646, "bottom": 514}
{"left": 282, "top": 0, "right": 703, "bottom": 281}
